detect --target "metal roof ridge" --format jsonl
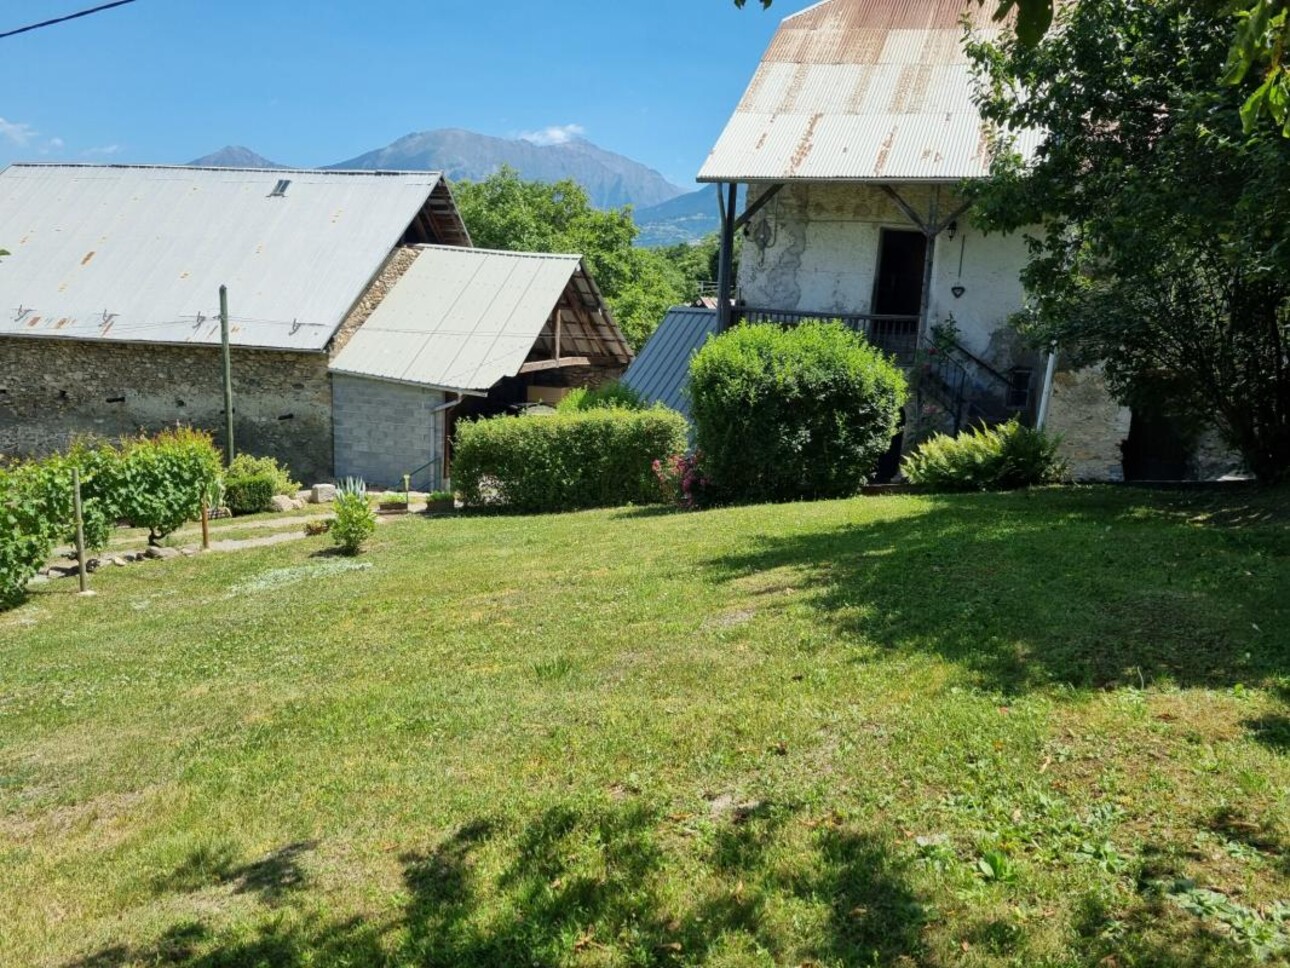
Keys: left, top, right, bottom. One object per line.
{"left": 412, "top": 244, "right": 585, "bottom": 262}
{"left": 3, "top": 162, "right": 445, "bottom": 178}
{"left": 781, "top": 0, "right": 836, "bottom": 24}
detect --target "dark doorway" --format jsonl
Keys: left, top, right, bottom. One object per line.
{"left": 872, "top": 229, "right": 928, "bottom": 317}
{"left": 1122, "top": 409, "right": 1192, "bottom": 481}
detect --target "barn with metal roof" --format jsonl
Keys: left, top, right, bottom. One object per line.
{"left": 0, "top": 164, "right": 630, "bottom": 488}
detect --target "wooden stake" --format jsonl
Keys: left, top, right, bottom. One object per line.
{"left": 220, "top": 284, "right": 235, "bottom": 466}
{"left": 200, "top": 502, "right": 210, "bottom": 551}
{"left": 72, "top": 467, "right": 93, "bottom": 597}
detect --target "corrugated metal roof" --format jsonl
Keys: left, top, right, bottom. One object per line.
{"left": 330, "top": 246, "right": 590, "bottom": 393}
{"left": 621, "top": 306, "right": 719, "bottom": 418}
{"left": 0, "top": 164, "right": 455, "bottom": 351}
{"left": 698, "top": 0, "right": 1038, "bottom": 183}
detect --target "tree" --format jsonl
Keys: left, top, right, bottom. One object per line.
{"left": 735, "top": 0, "right": 1290, "bottom": 134}
{"left": 968, "top": 0, "right": 1290, "bottom": 481}
{"left": 453, "top": 167, "right": 712, "bottom": 349}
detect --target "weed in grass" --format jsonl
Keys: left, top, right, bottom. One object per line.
{"left": 532, "top": 656, "right": 575, "bottom": 682}
{"left": 976, "top": 850, "right": 1017, "bottom": 883}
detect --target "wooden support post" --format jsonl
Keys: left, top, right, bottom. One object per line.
{"left": 200, "top": 502, "right": 210, "bottom": 551}
{"left": 716, "top": 182, "right": 739, "bottom": 331}
{"left": 219, "top": 285, "right": 235, "bottom": 467}
{"left": 917, "top": 192, "right": 939, "bottom": 342}
{"left": 554, "top": 308, "right": 563, "bottom": 362}
{"left": 72, "top": 467, "right": 93, "bottom": 597}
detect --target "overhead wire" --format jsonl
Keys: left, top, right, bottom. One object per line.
{"left": 0, "top": 1, "right": 138, "bottom": 40}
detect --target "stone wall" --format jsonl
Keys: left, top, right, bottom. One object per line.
{"left": 332, "top": 374, "right": 446, "bottom": 490}
{"left": 1043, "top": 365, "right": 1132, "bottom": 482}
{"left": 329, "top": 246, "right": 421, "bottom": 359}
{"left": 0, "top": 337, "right": 334, "bottom": 482}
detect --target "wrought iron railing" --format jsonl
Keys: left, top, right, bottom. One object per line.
{"left": 734, "top": 306, "right": 921, "bottom": 362}
{"left": 732, "top": 304, "right": 1035, "bottom": 433}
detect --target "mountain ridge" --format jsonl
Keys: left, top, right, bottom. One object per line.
{"left": 186, "top": 131, "right": 710, "bottom": 242}
{"left": 326, "top": 128, "right": 686, "bottom": 211}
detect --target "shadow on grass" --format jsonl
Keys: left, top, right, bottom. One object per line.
{"left": 69, "top": 805, "right": 931, "bottom": 967}
{"left": 1244, "top": 714, "right": 1290, "bottom": 754}
{"left": 154, "top": 840, "right": 318, "bottom": 907}
{"left": 707, "top": 488, "right": 1288, "bottom": 693}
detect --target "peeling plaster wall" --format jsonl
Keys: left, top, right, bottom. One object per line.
{"left": 737, "top": 182, "right": 1034, "bottom": 363}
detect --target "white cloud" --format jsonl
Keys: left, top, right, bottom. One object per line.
{"left": 84, "top": 144, "right": 122, "bottom": 157}
{"left": 47, "top": 137, "right": 65, "bottom": 150}
{"left": 0, "top": 117, "right": 37, "bottom": 147}
{"left": 518, "top": 123, "right": 585, "bottom": 146}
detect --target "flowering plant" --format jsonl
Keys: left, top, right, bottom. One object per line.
{"left": 652, "top": 452, "right": 710, "bottom": 509}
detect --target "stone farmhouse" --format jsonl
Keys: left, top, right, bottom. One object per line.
{"left": 626, "top": 0, "right": 1237, "bottom": 481}
{"left": 0, "top": 164, "right": 631, "bottom": 489}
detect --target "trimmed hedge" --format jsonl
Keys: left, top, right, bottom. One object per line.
{"left": 453, "top": 407, "right": 689, "bottom": 513}
{"left": 224, "top": 473, "right": 278, "bottom": 516}
{"left": 688, "top": 321, "right": 907, "bottom": 503}
{"left": 902, "top": 419, "right": 1067, "bottom": 491}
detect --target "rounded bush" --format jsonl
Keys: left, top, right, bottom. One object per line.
{"left": 223, "top": 473, "right": 277, "bottom": 516}
{"left": 226, "top": 454, "right": 300, "bottom": 496}
{"left": 453, "top": 407, "right": 689, "bottom": 513}
{"left": 688, "top": 321, "right": 907, "bottom": 503}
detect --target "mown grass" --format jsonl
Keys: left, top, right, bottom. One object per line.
{"left": 1, "top": 486, "right": 1287, "bottom": 967}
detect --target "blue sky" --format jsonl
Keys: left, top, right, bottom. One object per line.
{"left": 0, "top": 0, "right": 809, "bottom": 188}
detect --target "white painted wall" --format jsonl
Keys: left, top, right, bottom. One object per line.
{"left": 735, "top": 181, "right": 1142, "bottom": 480}
{"left": 737, "top": 182, "right": 1031, "bottom": 361}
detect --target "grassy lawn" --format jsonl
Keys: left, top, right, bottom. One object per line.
{"left": 2, "top": 487, "right": 1287, "bottom": 967}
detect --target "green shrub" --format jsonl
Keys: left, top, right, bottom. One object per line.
{"left": 25, "top": 439, "right": 124, "bottom": 552}
{"left": 223, "top": 474, "right": 277, "bottom": 516}
{"left": 227, "top": 454, "right": 300, "bottom": 496}
{"left": 331, "top": 491, "right": 376, "bottom": 555}
{"left": 555, "top": 382, "right": 645, "bottom": 412}
{"left": 688, "top": 321, "right": 907, "bottom": 503}
{"left": 453, "top": 407, "right": 689, "bottom": 513}
{"left": 901, "top": 419, "right": 1067, "bottom": 491}
{"left": 116, "top": 428, "right": 223, "bottom": 542}
{"left": 0, "top": 462, "right": 60, "bottom": 607}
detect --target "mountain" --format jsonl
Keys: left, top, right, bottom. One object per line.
{"left": 633, "top": 186, "right": 720, "bottom": 247}
{"left": 186, "top": 145, "right": 287, "bottom": 168}
{"left": 328, "top": 128, "right": 687, "bottom": 211}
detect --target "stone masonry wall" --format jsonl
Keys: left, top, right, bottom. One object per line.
{"left": 332, "top": 374, "right": 445, "bottom": 490}
{"left": 329, "top": 246, "right": 421, "bottom": 360}
{"left": 1044, "top": 365, "right": 1132, "bottom": 482}
{"left": 0, "top": 337, "right": 334, "bottom": 482}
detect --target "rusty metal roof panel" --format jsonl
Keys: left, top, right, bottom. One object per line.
{"left": 699, "top": 0, "right": 1029, "bottom": 183}
{"left": 329, "top": 245, "right": 587, "bottom": 393}
{"left": 0, "top": 164, "right": 450, "bottom": 351}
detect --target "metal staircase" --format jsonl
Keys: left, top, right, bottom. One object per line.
{"left": 913, "top": 336, "right": 1033, "bottom": 434}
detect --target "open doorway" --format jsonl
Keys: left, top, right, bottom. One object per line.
{"left": 872, "top": 229, "right": 928, "bottom": 318}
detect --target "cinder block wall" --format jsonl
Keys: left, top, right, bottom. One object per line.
{"left": 332, "top": 374, "right": 444, "bottom": 490}
{"left": 0, "top": 336, "right": 333, "bottom": 482}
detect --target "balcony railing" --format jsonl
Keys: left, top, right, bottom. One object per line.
{"left": 732, "top": 304, "right": 1035, "bottom": 432}
{"left": 734, "top": 306, "right": 921, "bottom": 362}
